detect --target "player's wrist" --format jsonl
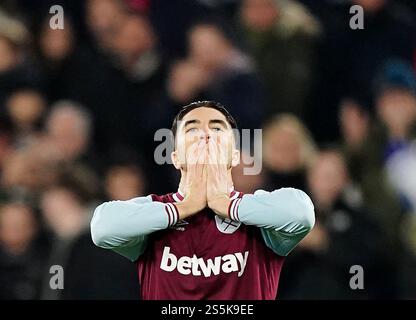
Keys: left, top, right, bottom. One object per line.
{"left": 207, "top": 195, "right": 231, "bottom": 218}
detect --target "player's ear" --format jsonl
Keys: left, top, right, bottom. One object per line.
{"left": 231, "top": 149, "right": 240, "bottom": 168}
{"left": 171, "top": 150, "right": 181, "bottom": 170}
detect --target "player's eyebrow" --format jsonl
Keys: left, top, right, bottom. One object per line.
{"left": 183, "top": 119, "right": 200, "bottom": 129}
{"left": 209, "top": 119, "right": 228, "bottom": 129}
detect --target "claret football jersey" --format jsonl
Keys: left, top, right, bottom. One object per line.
{"left": 137, "top": 191, "right": 285, "bottom": 300}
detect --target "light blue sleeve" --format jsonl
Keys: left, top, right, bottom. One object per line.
{"left": 230, "top": 188, "right": 315, "bottom": 256}
{"left": 90, "top": 195, "right": 179, "bottom": 261}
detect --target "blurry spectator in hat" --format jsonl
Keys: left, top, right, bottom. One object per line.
{"left": 262, "top": 113, "right": 316, "bottom": 191}
{"left": 374, "top": 60, "right": 416, "bottom": 160}
{"left": 279, "top": 149, "right": 395, "bottom": 299}
{"left": 168, "top": 21, "right": 265, "bottom": 130}
{"left": 238, "top": 0, "right": 321, "bottom": 119}
{"left": 5, "top": 87, "right": 47, "bottom": 149}
{"left": 307, "top": 0, "right": 416, "bottom": 142}
{"left": 0, "top": 202, "right": 49, "bottom": 299}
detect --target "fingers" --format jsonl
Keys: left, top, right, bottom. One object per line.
{"left": 186, "top": 140, "right": 201, "bottom": 165}
{"left": 187, "top": 139, "right": 207, "bottom": 181}
{"left": 187, "top": 137, "right": 228, "bottom": 193}
{"left": 195, "top": 140, "right": 207, "bottom": 177}
{"left": 217, "top": 137, "right": 228, "bottom": 167}
{"left": 207, "top": 137, "right": 217, "bottom": 167}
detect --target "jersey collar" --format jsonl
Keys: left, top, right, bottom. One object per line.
{"left": 172, "top": 188, "right": 240, "bottom": 202}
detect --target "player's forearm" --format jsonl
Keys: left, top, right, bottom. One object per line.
{"left": 229, "top": 188, "right": 315, "bottom": 234}
{"left": 90, "top": 197, "right": 179, "bottom": 249}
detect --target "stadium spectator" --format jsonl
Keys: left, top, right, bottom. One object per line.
{"left": 238, "top": 0, "right": 321, "bottom": 118}
{"left": 45, "top": 101, "right": 92, "bottom": 162}
{"left": 0, "top": 0, "right": 415, "bottom": 300}
{"left": 168, "top": 21, "right": 265, "bottom": 130}
{"left": 279, "top": 149, "right": 395, "bottom": 299}
{"left": 262, "top": 114, "right": 316, "bottom": 191}
{"left": 1, "top": 100, "right": 98, "bottom": 201}
{"left": 0, "top": 202, "right": 49, "bottom": 299}
{"left": 38, "top": 178, "right": 93, "bottom": 299}
{"left": 0, "top": 9, "right": 27, "bottom": 73}
{"left": 5, "top": 87, "right": 46, "bottom": 149}
{"left": 340, "top": 60, "right": 416, "bottom": 244}
{"left": 85, "top": 0, "right": 128, "bottom": 53}
{"left": 37, "top": 176, "right": 138, "bottom": 299}
{"left": 232, "top": 151, "right": 265, "bottom": 194}
{"left": 104, "top": 164, "right": 146, "bottom": 201}
{"left": 0, "top": 9, "right": 42, "bottom": 108}
{"left": 306, "top": 0, "right": 416, "bottom": 142}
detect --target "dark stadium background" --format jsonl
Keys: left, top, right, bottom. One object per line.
{"left": 0, "top": 0, "right": 416, "bottom": 299}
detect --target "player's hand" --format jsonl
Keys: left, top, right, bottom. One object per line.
{"left": 206, "top": 137, "right": 231, "bottom": 218}
{"left": 175, "top": 140, "right": 208, "bottom": 219}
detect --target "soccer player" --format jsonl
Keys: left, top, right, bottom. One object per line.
{"left": 91, "top": 101, "right": 315, "bottom": 299}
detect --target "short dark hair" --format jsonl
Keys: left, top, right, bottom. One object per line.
{"left": 171, "top": 101, "right": 237, "bottom": 144}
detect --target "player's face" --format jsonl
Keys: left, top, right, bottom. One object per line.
{"left": 173, "top": 107, "right": 237, "bottom": 170}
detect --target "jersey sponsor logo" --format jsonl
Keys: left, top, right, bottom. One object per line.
{"left": 160, "top": 246, "right": 249, "bottom": 277}
{"left": 214, "top": 216, "right": 241, "bottom": 234}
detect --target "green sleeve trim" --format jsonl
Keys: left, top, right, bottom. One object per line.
{"left": 261, "top": 228, "right": 308, "bottom": 257}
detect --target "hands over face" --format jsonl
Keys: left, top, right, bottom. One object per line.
{"left": 176, "top": 137, "right": 232, "bottom": 219}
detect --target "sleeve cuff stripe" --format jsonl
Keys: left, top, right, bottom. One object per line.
{"left": 231, "top": 199, "right": 237, "bottom": 221}
{"left": 166, "top": 203, "right": 178, "bottom": 226}
{"left": 232, "top": 199, "right": 238, "bottom": 221}
{"left": 166, "top": 204, "right": 174, "bottom": 226}
{"left": 228, "top": 199, "right": 235, "bottom": 220}
{"left": 228, "top": 198, "right": 241, "bottom": 221}
{"left": 164, "top": 205, "right": 172, "bottom": 226}
{"left": 234, "top": 198, "right": 242, "bottom": 221}
{"left": 171, "top": 203, "right": 179, "bottom": 225}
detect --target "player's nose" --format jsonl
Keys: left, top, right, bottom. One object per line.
{"left": 199, "top": 128, "right": 211, "bottom": 143}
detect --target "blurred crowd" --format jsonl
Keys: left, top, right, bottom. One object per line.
{"left": 0, "top": 0, "right": 415, "bottom": 299}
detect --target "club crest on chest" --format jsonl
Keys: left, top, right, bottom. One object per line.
{"left": 214, "top": 215, "right": 241, "bottom": 234}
